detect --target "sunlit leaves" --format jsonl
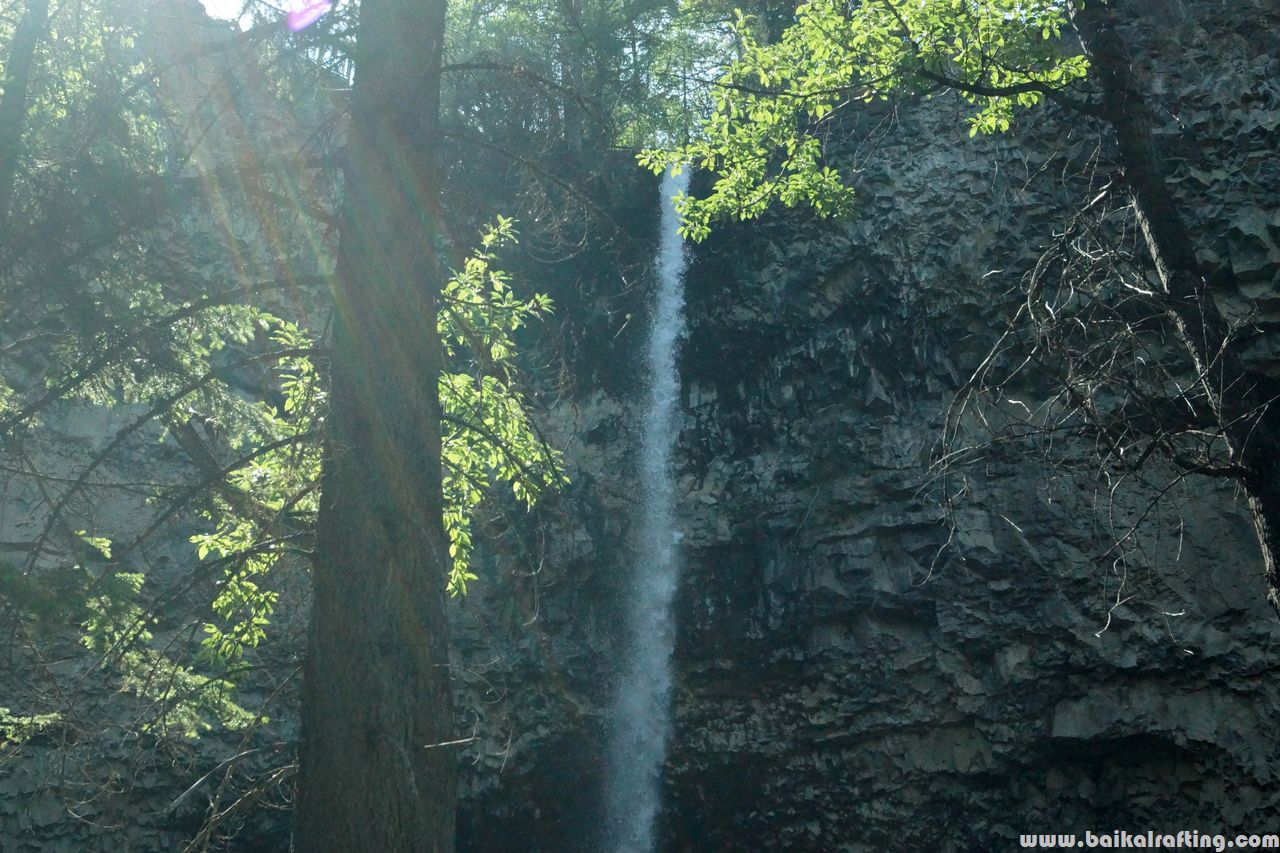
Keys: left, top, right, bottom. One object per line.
{"left": 81, "top": 572, "right": 254, "bottom": 737}
{"left": 438, "top": 219, "right": 567, "bottom": 594}
{"left": 77, "top": 531, "right": 113, "bottom": 558}
{"left": 189, "top": 318, "right": 319, "bottom": 664}
{"left": 0, "top": 708, "right": 62, "bottom": 749}
{"left": 190, "top": 220, "right": 562, "bottom": 636}
{"left": 642, "top": 0, "right": 1091, "bottom": 238}
{"left": 192, "top": 519, "right": 283, "bottom": 663}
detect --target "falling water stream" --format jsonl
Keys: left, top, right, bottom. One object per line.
{"left": 603, "top": 167, "right": 691, "bottom": 853}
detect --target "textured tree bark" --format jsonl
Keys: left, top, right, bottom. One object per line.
{"left": 1070, "top": 0, "right": 1280, "bottom": 612}
{"left": 0, "top": 0, "right": 50, "bottom": 247}
{"left": 296, "top": 0, "right": 456, "bottom": 849}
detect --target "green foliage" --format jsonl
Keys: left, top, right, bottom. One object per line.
{"left": 641, "top": 0, "right": 1091, "bottom": 239}
{"left": 0, "top": 708, "right": 61, "bottom": 749}
{"left": 192, "top": 518, "right": 284, "bottom": 663}
{"left": 0, "top": 0, "right": 565, "bottom": 751}
{"left": 187, "top": 221, "right": 564, "bottom": 648}
{"left": 2, "top": 559, "right": 257, "bottom": 737}
{"left": 438, "top": 218, "right": 567, "bottom": 594}
{"left": 1, "top": 0, "right": 342, "bottom": 726}
{"left": 3, "top": 0, "right": 170, "bottom": 240}
{"left": 77, "top": 531, "right": 113, "bottom": 559}
{"left": 81, "top": 572, "right": 256, "bottom": 737}
{"left": 190, "top": 317, "right": 321, "bottom": 664}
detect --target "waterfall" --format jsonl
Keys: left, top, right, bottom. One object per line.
{"left": 603, "top": 167, "right": 691, "bottom": 853}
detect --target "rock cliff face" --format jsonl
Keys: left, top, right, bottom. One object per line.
{"left": 452, "top": 3, "right": 1280, "bottom": 850}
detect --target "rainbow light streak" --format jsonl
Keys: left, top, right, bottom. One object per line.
{"left": 286, "top": 1, "right": 332, "bottom": 31}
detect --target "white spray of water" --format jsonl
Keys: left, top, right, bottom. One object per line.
{"left": 603, "top": 167, "right": 691, "bottom": 853}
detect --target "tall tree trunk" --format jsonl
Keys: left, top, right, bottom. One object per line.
{"left": 1070, "top": 0, "right": 1280, "bottom": 611}
{"left": 296, "top": 0, "right": 456, "bottom": 848}
{"left": 0, "top": 0, "right": 50, "bottom": 249}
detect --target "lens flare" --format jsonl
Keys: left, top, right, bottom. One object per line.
{"left": 286, "top": 1, "right": 332, "bottom": 31}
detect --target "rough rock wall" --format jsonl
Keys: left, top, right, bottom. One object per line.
{"left": 452, "top": 2, "right": 1280, "bottom": 850}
